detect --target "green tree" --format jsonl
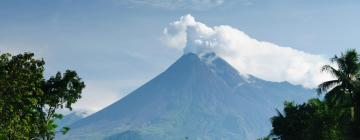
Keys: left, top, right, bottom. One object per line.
{"left": 270, "top": 99, "right": 346, "bottom": 140}
{"left": 317, "top": 49, "right": 360, "bottom": 138}
{"left": 317, "top": 49, "right": 359, "bottom": 109}
{"left": 267, "top": 49, "right": 360, "bottom": 140}
{"left": 0, "top": 52, "right": 85, "bottom": 140}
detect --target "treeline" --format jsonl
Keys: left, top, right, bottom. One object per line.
{"left": 263, "top": 49, "right": 360, "bottom": 140}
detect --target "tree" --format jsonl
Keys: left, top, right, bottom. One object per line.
{"left": 267, "top": 49, "right": 360, "bottom": 140}
{"left": 317, "top": 49, "right": 360, "bottom": 108}
{"left": 270, "top": 99, "right": 346, "bottom": 140}
{"left": 317, "top": 49, "right": 360, "bottom": 138}
{"left": 0, "top": 52, "right": 85, "bottom": 140}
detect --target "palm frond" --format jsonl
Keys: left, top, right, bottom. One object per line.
{"left": 317, "top": 79, "right": 340, "bottom": 95}
{"left": 345, "top": 49, "right": 360, "bottom": 74}
{"left": 330, "top": 55, "right": 339, "bottom": 63}
{"left": 275, "top": 109, "right": 284, "bottom": 118}
{"left": 324, "top": 86, "right": 351, "bottom": 107}
{"left": 334, "top": 55, "right": 347, "bottom": 73}
{"left": 333, "top": 49, "right": 360, "bottom": 76}
{"left": 321, "top": 65, "right": 342, "bottom": 79}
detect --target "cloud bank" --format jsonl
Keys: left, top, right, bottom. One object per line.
{"left": 163, "top": 15, "right": 331, "bottom": 88}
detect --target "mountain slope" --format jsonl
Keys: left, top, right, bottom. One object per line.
{"left": 56, "top": 111, "right": 89, "bottom": 130}
{"left": 58, "top": 53, "right": 314, "bottom": 140}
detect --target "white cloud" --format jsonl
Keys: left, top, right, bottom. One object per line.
{"left": 163, "top": 14, "right": 332, "bottom": 88}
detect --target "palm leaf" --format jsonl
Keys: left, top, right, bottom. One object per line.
{"left": 317, "top": 79, "right": 340, "bottom": 95}
{"left": 324, "top": 86, "right": 351, "bottom": 107}
{"left": 321, "top": 65, "right": 343, "bottom": 79}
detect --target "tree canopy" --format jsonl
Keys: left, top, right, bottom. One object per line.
{"left": 268, "top": 49, "right": 360, "bottom": 140}
{"left": 0, "top": 52, "right": 85, "bottom": 140}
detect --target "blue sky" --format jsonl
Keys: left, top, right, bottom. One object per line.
{"left": 1, "top": 0, "right": 359, "bottom": 113}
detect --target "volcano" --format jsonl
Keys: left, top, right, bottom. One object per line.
{"left": 58, "top": 53, "right": 314, "bottom": 140}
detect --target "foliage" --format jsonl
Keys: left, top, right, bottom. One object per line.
{"left": 267, "top": 49, "right": 360, "bottom": 140}
{"left": 270, "top": 99, "right": 350, "bottom": 140}
{"left": 317, "top": 49, "right": 360, "bottom": 109}
{"left": 0, "top": 52, "right": 85, "bottom": 140}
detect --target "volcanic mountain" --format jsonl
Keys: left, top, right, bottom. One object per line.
{"left": 58, "top": 53, "right": 314, "bottom": 140}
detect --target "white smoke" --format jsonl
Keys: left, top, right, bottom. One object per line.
{"left": 163, "top": 14, "right": 331, "bottom": 88}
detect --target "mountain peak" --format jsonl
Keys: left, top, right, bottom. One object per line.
{"left": 199, "top": 52, "right": 217, "bottom": 64}
{"left": 59, "top": 52, "right": 314, "bottom": 140}
{"left": 175, "top": 52, "right": 217, "bottom": 70}
{"left": 178, "top": 52, "right": 254, "bottom": 87}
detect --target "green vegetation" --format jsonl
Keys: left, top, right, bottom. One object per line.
{"left": 267, "top": 49, "right": 360, "bottom": 140}
{"left": 0, "top": 52, "right": 85, "bottom": 140}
